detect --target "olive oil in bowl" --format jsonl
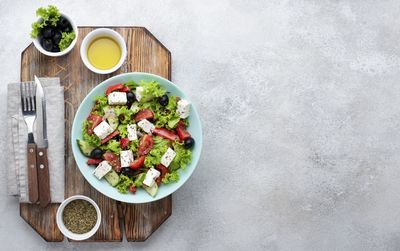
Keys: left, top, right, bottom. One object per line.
{"left": 80, "top": 28, "right": 127, "bottom": 74}
{"left": 87, "top": 37, "right": 121, "bottom": 70}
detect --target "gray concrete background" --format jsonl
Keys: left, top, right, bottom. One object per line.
{"left": 1, "top": 0, "right": 400, "bottom": 250}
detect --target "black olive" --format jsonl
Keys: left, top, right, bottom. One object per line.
{"left": 127, "top": 92, "right": 136, "bottom": 104}
{"left": 57, "top": 16, "right": 70, "bottom": 28}
{"left": 62, "top": 24, "right": 72, "bottom": 33}
{"left": 121, "top": 167, "right": 135, "bottom": 177}
{"left": 52, "top": 30, "right": 62, "bottom": 44}
{"left": 41, "top": 27, "right": 54, "bottom": 38}
{"left": 51, "top": 44, "right": 60, "bottom": 52}
{"left": 159, "top": 94, "right": 169, "bottom": 106}
{"left": 184, "top": 137, "right": 195, "bottom": 148}
{"left": 41, "top": 38, "right": 54, "bottom": 51}
{"left": 90, "top": 148, "right": 104, "bottom": 159}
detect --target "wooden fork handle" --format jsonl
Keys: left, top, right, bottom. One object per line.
{"left": 27, "top": 143, "right": 39, "bottom": 203}
{"left": 37, "top": 147, "right": 51, "bottom": 208}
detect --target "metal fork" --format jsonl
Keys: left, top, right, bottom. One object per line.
{"left": 20, "top": 82, "right": 39, "bottom": 203}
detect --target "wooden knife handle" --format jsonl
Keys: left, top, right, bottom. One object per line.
{"left": 37, "top": 147, "right": 51, "bottom": 208}
{"left": 27, "top": 143, "right": 39, "bottom": 203}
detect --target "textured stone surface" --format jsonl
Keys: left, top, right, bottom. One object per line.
{"left": 1, "top": 0, "right": 400, "bottom": 250}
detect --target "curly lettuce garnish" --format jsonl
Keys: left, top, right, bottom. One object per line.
{"left": 30, "top": 5, "right": 61, "bottom": 38}
{"left": 116, "top": 175, "right": 133, "bottom": 193}
{"left": 144, "top": 136, "right": 170, "bottom": 168}
{"left": 100, "top": 139, "right": 120, "bottom": 154}
{"left": 59, "top": 31, "right": 76, "bottom": 51}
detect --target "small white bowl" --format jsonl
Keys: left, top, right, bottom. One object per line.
{"left": 80, "top": 28, "right": 127, "bottom": 74}
{"left": 56, "top": 195, "right": 101, "bottom": 241}
{"left": 32, "top": 14, "right": 78, "bottom": 57}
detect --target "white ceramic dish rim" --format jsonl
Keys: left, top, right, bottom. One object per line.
{"left": 32, "top": 13, "right": 78, "bottom": 57}
{"left": 56, "top": 195, "right": 101, "bottom": 241}
{"left": 80, "top": 28, "right": 127, "bottom": 74}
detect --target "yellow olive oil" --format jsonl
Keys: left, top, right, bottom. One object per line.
{"left": 87, "top": 37, "right": 121, "bottom": 70}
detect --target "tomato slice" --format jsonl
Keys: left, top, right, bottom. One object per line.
{"left": 87, "top": 114, "right": 103, "bottom": 135}
{"left": 129, "top": 156, "right": 145, "bottom": 169}
{"left": 103, "top": 152, "right": 121, "bottom": 172}
{"left": 138, "top": 134, "right": 154, "bottom": 155}
{"left": 156, "top": 164, "right": 169, "bottom": 179}
{"left": 129, "top": 185, "right": 137, "bottom": 193}
{"left": 120, "top": 86, "right": 130, "bottom": 92}
{"left": 101, "top": 130, "right": 119, "bottom": 144}
{"left": 176, "top": 120, "right": 191, "bottom": 140}
{"left": 120, "top": 138, "right": 130, "bottom": 150}
{"left": 177, "top": 120, "right": 186, "bottom": 128}
{"left": 105, "top": 83, "right": 124, "bottom": 95}
{"left": 134, "top": 109, "right": 154, "bottom": 122}
{"left": 176, "top": 126, "right": 191, "bottom": 140}
{"left": 155, "top": 176, "right": 161, "bottom": 186}
{"left": 152, "top": 127, "right": 179, "bottom": 141}
{"left": 87, "top": 158, "right": 102, "bottom": 165}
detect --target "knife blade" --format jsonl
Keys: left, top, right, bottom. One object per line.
{"left": 35, "top": 76, "right": 51, "bottom": 207}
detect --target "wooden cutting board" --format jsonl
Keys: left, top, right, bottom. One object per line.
{"left": 19, "top": 26, "right": 172, "bottom": 242}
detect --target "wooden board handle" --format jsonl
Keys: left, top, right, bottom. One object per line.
{"left": 37, "top": 147, "right": 51, "bottom": 208}
{"left": 27, "top": 143, "right": 39, "bottom": 203}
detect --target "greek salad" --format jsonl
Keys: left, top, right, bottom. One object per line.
{"left": 77, "top": 80, "right": 194, "bottom": 197}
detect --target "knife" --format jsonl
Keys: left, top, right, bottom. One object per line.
{"left": 35, "top": 76, "right": 51, "bottom": 207}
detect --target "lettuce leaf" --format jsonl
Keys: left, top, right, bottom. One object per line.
{"left": 116, "top": 175, "right": 133, "bottom": 193}
{"left": 91, "top": 96, "right": 108, "bottom": 116}
{"left": 162, "top": 170, "right": 180, "bottom": 184}
{"left": 82, "top": 120, "right": 100, "bottom": 147}
{"left": 144, "top": 136, "right": 170, "bottom": 168}
{"left": 59, "top": 31, "right": 76, "bottom": 51}
{"left": 124, "top": 80, "right": 138, "bottom": 89}
{"left": 169, "top": 142, "right": 192, "bottom": 170}
{"left": 100, "top": 139, "right": 120, "bottom": 154}
{"left": 118, "top": 124, "right": 128, "bottom": 138}
{"left": 31, "top": 5, "right": 61, "bottom": 38}
{"left": 129, "top": 140, "right": 139, "bottom": 152}
{"left": 140, "top": 80, "right": 166, "bottom": 101}
{"left": 115, "top": 106, "right": 134, "bottom": 124}
{"left": 138, "top": 95, "right": 181, "bottom": 130}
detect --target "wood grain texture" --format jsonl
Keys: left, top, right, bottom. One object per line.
{"left": 27, "top": 143, "right": 39, "bottom": 203}
{"left": 20, "top": 27, "right": 172, "bottom": 242}
{"left": 37, "top": 147, "right": 51, "bottom": 208}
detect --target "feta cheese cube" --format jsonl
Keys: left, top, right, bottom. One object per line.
{"left": 93, "top": 161, "right": 112, "bottom": 179}
{"left": 138, "top": 119, "right": 155, "bottom": 134}
{"left": 108, "top": 92, "right": 127, "bottom": 105}
{"left": 143, "top": 174, "right": 155, "bottom": 187}
{"left": 135, "top": 86, "right": 144, "bottom": 102}
{"left": 120, "top": 150, "right": 134, "bottom": 167}
{"left": 143, "top": 168, "right": 161, "bottom": 187}
{"left": 93, "top": 121, "right": 114, "bottom": 140}
{"left": 177, "top": 99, "right": 190, "bottom": 118}
{"left": 127, "top": 124, "right": 138, "bottom": 141}
{"left": 160, "top": 147, "right": 176, "bottom": 167}
{"left": 149, "top": 167, "right": 161, "bottom": 179}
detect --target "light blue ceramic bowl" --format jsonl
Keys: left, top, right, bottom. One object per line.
{"left": 71, "top": 72, "right": 202, "bottom": 203}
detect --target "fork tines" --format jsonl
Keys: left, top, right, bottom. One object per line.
{"left": 20, "top": 81, "right": 36, "bottom": 114}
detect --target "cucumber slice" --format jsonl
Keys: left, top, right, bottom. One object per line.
{"left": 143, "top": 183, "right": 158, "bottom": 197}
{"left": 108, "top": 117, "right": 119, "bottom": 131}
{"left": 104, "top": 170, "right": 120, "bottom": 187}
{"left": 134, "top": 173, "right": 146, "bottom": 187}
{"left": 130, "top": 102, "right": 140, "bottom": 114}
{"left": 77, "top": 139, "right": 95, "bottom": 157}
{"left": 103, "top": 106, "right": 115, "bottom": 119}
{"left": 103, "top": 107, "right": 119, "bottom": 130}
